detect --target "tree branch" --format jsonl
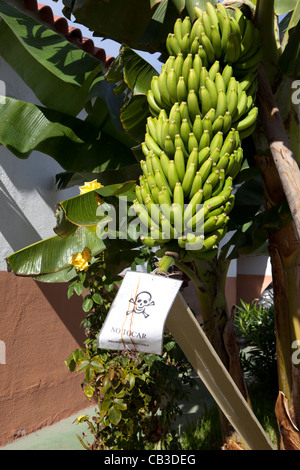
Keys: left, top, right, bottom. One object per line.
{"left": 257, "top": 64, "right": 300, "bottom": 241}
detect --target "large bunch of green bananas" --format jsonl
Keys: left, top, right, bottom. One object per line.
{"left": 133, "top": 2, "right": 262, "bottom": 258}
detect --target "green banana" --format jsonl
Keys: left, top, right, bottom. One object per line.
{"left": 215, "top": 89, "right": 227, "bottom": 118}
{"left": 188, "top": 133, "right": 199, "bottom": 153}
{"left": 211, "top": 24, "right": 222, "bottom": 59}
{"left": 135, "top": 185, "right": 143, "bottom": 204}
{"left": 190, "top": 18, "right": 205, "bottom": 43}
{"left": 191, "top": 36, "right": 200, "bottom": 55}
{"left": 145, "top": 196, "right": 162, "bottom": 227}
{"left": 167, "top": 68, "right": 179, "bottom": 103}
{"left": 232, "top": 90, "right": 248, "bottom": 122}
{"left": 206, "top": 2, "right": 219, "bottom": 28}
{"left": 210, "top": 131, "right": 223, "bottom": 152}
{"left": 187, "top": 89, "right": 201, "bottom": 120}
{"left": 192, "top": 114, "right": 203, "bottom": 141}
{"left": 199, "top": 129, "right": 211, "bottom": 149}
{"left": 208, "top": 59, "right": 220, "bottom": 81}
{"left": 202, "top": 115, "right": 213, "bottom": 138}
{"left": 136, "top": 3, "right": 262, "bottom": 253}
{"left": 203, "top": 214, "right": 219, "bottom": 233}
{"left": 155, "top": 168, "right": 171, "bottom": 194}
{"left": 222, "top": 64, "right": 233, "bottom": 88}
{"left": 200, "top": 31, "right": 215, "bottom": 63}
{"left": 169, "top": 119, "right": 180, "bottom": 140}
{"left": 174, "top": 146, "right": 186, "bottom": 181}
{"left": 227, "top": 89, "right": 238, "bottom": 116}
{"left": 182, "top": 53, "right": 193, "bottom": 84}
{"left": 173, "top": 181, "right": 185, "bottom": 211}
{"left": 174, "top": 18, "right": 183, "bottom": 44}
{"left": 168, "top": 160, "right": 180, "bottom": 191}
{"left": 146, "top": 117, "right": 157, "bottom": 142}
{"left": 212, "top": 115, "right": 224, "bottom": 134}
{"left": 223, "top": 111, "right": 232, "bottom": 134}
{"left": 200, "top": 85, "right": 212, "bottom": 116}
{"left": 239, "top": 18, "right": 255, "bottom": 58}
{"left": 175, "top": 134, "right": 189, "bottom": 158}
{"left": 239, "top": 121, "right": 257, "bottom": 140}
{"left": 180, "top": 118, "right": 192, "bottom": 145}
{"left": 182, "top": 16, "right": 192, "bottom": 36}
{"left": 177, "top": 76, "right": 188, "bottom": 102}
{"left": 158, "top": 188, "right": 172, "bottom": 209}
{"left": 221, "top": 16, "right": 231, "bottom": 55}
{"left": 198, "top": 45, "right": 208, "bottom": 68}
{"left": 236, "top": 107, "right": 258, "bottom": 132}
{"left": 210, "top": 147, "right": 220, "bottom": 164}
{"left": 181, "top": 33, "right": 191, "bottom": 56}
{"left": 147, "top": 89, "right": 162, "bottom": 116}
{"left": 160, "top": 151, "right": 170, "bottom": 177}
{"left": 166, "top": 33, "right": 181, "bottom": 56}
{"left": 164, "top": 135, "right": 175, "bottom": 156}
{"left": 169, "top": 103, "right": 181, "bottom": 128}
{"left": 215, "top": 72, "right": 226, "bottom": 92}
{"left": 184, "top": 189, "right": 204, "bottom": 227}
{"left": 174, "top": 53, "right": 184, "bottom": 79}
{"left": 193, "top": 53, "right": 203, "bottom": 77}
{"left": 158, "top": 69, "right": 172, "bottom": 108}
{"left": 235, "top": 8, "right": 246, "bottom": 37}
{"left": 205, "top": 76, "right": 218, "bottom": 108}
{"left": 203, "top": 179, "right": 213, "bottom": 199}
{"left": 145, "top": 132, "right": 162, "bottom": 157}
{"left": 182, "top": 162, "right": 197, "bottom": 196}
{"left": 199, "top": 156, "right": 213, "bottom": 182}
{"left": 149, "top": 183, "right": 160, "bottom": 204}
{"left": 165, "top": 55, "right": 175, "bottom": 73}
{"left": 211, "top": 168, "right": 225, "bottom": 197}
{"left": 202, "top": 11, "right": 212, "bottom": 40}
{"left": 189, "top": 173, "right": 203, "bottom": 199}
{"left": 188, "top": 68, "right": 200, "bottom": 92}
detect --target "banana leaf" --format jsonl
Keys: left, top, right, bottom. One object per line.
{"left": 6, "top": 225, "right": 106, "bottom": 278}
{"left": 0, "top": 0, "right": 135, "bottom": 149}
{"left": 62, "top": 0, "right": 181, "bottom": 54}
{"left": 279, "top": 20, "right": 300, "bottom": 77}
{"left": 106, "top": 46, "right": 159, "bottom": 143}
{"left": 55, "top": 164, "right": 142, "bottom": 190}
{"left": 0, "top": 0, "right": 101, "bottom": 117}
{"left": 0, "top": 97, "right": 135, "bottom": 172}
{"left": 55, "top": 181, "right": 137, "bottom": 231}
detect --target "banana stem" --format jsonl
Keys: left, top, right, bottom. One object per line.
{"left": 254, "top": 0, "right": 280, "bottom": 81}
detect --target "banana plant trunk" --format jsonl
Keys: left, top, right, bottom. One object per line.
{"left": 256, "top": 154, "right": 300, "bottom": 431}
{"left": 173, "top": 254, "right": 250, "bottom": 443}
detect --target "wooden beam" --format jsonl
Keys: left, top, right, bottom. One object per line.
{"left": 167, "top": 293, "right": 275, "bottom": 450}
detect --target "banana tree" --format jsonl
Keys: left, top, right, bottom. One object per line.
{"left": 2, "top": 0, "right": 300, "bottom": 447}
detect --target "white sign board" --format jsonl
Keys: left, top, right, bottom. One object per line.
{"left": 97, "top": 271, "right": 182, "bottom": 355}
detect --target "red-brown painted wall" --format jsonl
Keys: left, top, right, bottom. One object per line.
{"left": 0, "top": 272, "right": 90, "bottom": 447}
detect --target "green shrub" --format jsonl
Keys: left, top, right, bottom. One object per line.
{"left": 234, "top": 299, "right": 277, "bottom": 389}
{"left": 65, "top": 253, "right": 195, "bottom": 450}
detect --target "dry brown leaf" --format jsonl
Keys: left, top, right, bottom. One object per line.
{"left": 275, "top": 391, "right": 300, "bottom": 450}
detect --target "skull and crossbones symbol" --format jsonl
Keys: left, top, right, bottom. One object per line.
{"left": 126, "top": 291, "right": 155, "bottom": 318}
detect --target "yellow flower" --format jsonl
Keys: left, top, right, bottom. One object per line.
{"left": 69, "top": 247, "right": 92, "bottom": 272}
{"left": 79, "top": 179, "right": 103, "bottom": 194}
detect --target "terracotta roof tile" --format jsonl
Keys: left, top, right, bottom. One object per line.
{"left": 21, "top": 0, "right": 114, "bottom": 69}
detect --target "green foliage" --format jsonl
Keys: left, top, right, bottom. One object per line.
{"left": 234, "top": 300, "right": 278, "bottom": 389}
{"left": 65, "top": 248, "right": 195, "bottom": 450}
